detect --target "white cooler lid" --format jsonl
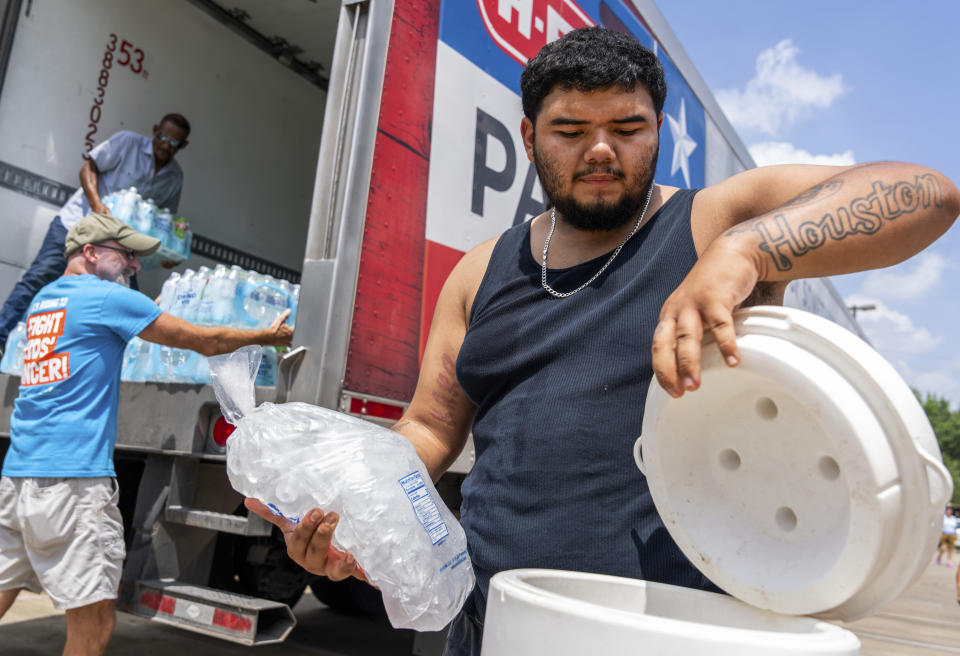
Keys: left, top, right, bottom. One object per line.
{"left": 635, "top": 306, "right": 951, "bottom": 620}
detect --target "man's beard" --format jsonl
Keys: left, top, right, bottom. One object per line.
{"left": 533, "top": 141, "right": 658, "bottom": 232}
{"left": 97, "top": 265, "right": 133, "bottom": 287}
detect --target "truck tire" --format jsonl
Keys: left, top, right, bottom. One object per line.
{"left": 210, "top": 530, "right": 312, "bottom": 608}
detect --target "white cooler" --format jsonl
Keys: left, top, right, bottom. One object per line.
{"left": 482, "top": 306, "right": 952, "bottom": 655}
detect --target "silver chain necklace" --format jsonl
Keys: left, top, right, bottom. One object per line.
{"left": 541, "top": 185, "right": 655, "bottom": 298}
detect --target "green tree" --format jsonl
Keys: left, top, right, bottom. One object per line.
{"left": 916, "top": 390, "right": 960, "bottom": 505}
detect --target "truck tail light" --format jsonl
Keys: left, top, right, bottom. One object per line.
{"left": 212, "top": 416, "right": 236, "bottom": 447}
{"left": 348, "top": 397, "right": 405, "bottom": 421}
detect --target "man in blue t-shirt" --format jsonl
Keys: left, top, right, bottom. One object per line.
{"left": 0, "top": 113, "right": 191, "bottom": 351}
{"left": 0, "top": 213, "right": 292, "bottom": 656}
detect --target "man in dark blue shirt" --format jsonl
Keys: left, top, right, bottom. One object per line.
{"left": 248, "top": 27, "right": 960, "bottom": 656}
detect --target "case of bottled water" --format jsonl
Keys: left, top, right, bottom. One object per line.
{"left": 121, "top": 266, "right": 300, "bottom": 385}
{"left": 208, "top": 346, "right": 474, "bottom": 631}
{"left": 101, "top": 187, "right": 192, "bottom": 265}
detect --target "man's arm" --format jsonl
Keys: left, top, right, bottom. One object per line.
{"left": 653, "top": 161, "right": 960, "bottom": 397}
{"left": 389, "top": 242, "right": 491, "bottom": 481}
{"left": 245, "top": 238, "right": 495, "bottom": 579}
{"left": 138, "top": 309, "right": 292, "bottom": 355}
{"left": 81, "top": 130, "right": 136, "bottom": 214}
{"left": 79, "top": 159, "right": 109, "bottom": 215}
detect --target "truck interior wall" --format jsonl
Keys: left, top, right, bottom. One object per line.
{"left": 0, "top": 0, "right": 332, "bottom": 300}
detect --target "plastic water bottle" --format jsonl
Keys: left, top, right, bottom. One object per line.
{"left": 242, "top": 272, "right": 268, "bottom": 327}
{"left": 157, "top": 269, "right": 196, "bottom": 381}
{"left": 171, "top": 218, "right": 190, "bottom": 256}
{"left": 263, "top": 276, "right": 288, "bottom": 327}
{"left": 157, "top": 345, "right": 189, "bottom": 382}
{"left": 177, "top": 267, "right": 210, "bottom": 380}
{"left": 172, "top": 269, "right": 197, "bottom": 319}
{"left": 230, "top": 267, "right": 251, "bottom": 326}
{"left": 135, "top": 271, "right": 181, "bottom": 383}
{"left": 255, "top": 346, "right": 278, "bottom": 386}
{"left": 277, "top": 279, "right": 293, "bottom": 327}
{"left": 153, "top": 207, "right": 174, "bottom": 246}
{"left": 122, "top": 337, "right": 154, "bottom": 382}
{"left": 208, "top": 346, "right": 474, "bottom": 631}
{"left": 103, "top": 191, "right": 120, "bottom": 216}
{"left": 159, "top": 271, "right": 181, "bottom": 312}
{"left": 196, "top": 265, "right": 223, "bottom": 325}
{"left": 211, "top": 265, "right": 237, "bottom": 326}
{"left": 133, "top": 198, "right": 156, "bottom": 235}
{"left": 178, "top": 267, "right": 208, "bottom": 324}
{"left": 288, "top": 284, "right": 300, "bottom": 327}
{"left": 196, "top": 265, "right": 221, "bottom": 326}
{"left": 0, "top": 322, "right": 27, "bottom": 376}
{"left": 113, "top": 187, "right": 139, "bottom": 223}
{"left": 192, "top": 266, "right": 211, "bottom": 321}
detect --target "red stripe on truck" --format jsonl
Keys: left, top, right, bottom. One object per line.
{"left": 419, "top": 240, "right": 467, "bottom": 360}
{"left": 344, "top": 0, "right": 441, "bottom": 402}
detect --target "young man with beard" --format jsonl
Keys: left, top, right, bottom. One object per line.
{"left": 0, "top": 213, "right": 292, "bottom": 656}
{"left": 248, "top": 27, "right": 960, "bottom": 654}
{"left": 0, "top": 113, "right": 191, "bottom": 353}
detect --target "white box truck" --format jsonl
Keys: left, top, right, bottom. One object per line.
{"left": 0, "top": 0, "right": 865, "bottom": 649}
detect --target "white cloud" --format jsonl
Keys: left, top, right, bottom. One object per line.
{"left": 913, "top": 369, "right": 960, "bottom": 406}
{"left": 749, "top": 141, "right": 856, "bottom": 167}
{"left": 858, "top": 253, "right": 948, "bottom": 301}
{"left": 717, "top": 39, "right": 846, "bottom": 136}
{"left": 841, "top": 294, "right": 960, "bottom": 405}
{"left": 844, "top": 293, "right": 941, "bottom": 357}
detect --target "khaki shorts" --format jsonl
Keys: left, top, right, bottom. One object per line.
{"left": 941, "top": 533, "right": 957, "bottom": 550}
{"left": 0, "top": 476, "right": 125, "bottom": 610}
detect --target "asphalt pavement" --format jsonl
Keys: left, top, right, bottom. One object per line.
{"left": 1, "top": 558, "right": 959, "bottom": 655}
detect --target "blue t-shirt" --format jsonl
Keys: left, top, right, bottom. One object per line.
{"left": 3, "top": 275, "right": 162, "bottom": 477}
{"left": 59, "top": 131, "right": 184, "bottom": 229}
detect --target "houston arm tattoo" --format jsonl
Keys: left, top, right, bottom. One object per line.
{"left": 727, "top": 174, "right": 944, "bottom": 272}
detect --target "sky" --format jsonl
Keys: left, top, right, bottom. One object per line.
{"left": 657, "top": 0, "right": 960, "bottom": 408}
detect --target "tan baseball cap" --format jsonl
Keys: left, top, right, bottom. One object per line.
{"left": 64, "top": 212, "right": 161, "bottom": 258}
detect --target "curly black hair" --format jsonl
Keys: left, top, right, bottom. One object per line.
{"left": 520, "top": 27, "right": 666, "bottom": 123}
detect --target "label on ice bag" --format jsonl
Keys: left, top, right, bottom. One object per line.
{"left": 399, "top": 471, "right": 449, "bottom": 545}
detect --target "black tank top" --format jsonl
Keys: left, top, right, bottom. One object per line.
{"left": 456, "top": 188, "right": 719, "bottom": 596}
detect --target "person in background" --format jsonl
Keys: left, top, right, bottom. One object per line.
{"left": 0, "top": 213, "right": 290, "bottom": 656}
{"left": 0, "top": 113, "right": 191, "bottom": 354}
{"left": 248, "top": 27, "right": 959, "bottom": 656}
{"left": 939, "top": 507, "right": 957, "bottom": 566}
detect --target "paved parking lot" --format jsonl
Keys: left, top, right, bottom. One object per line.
{"left": 2, "top": 558, "right": 959, "bottom": 655}
{"left": 0, "top": 587, "right": 425, "bottom": 656}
